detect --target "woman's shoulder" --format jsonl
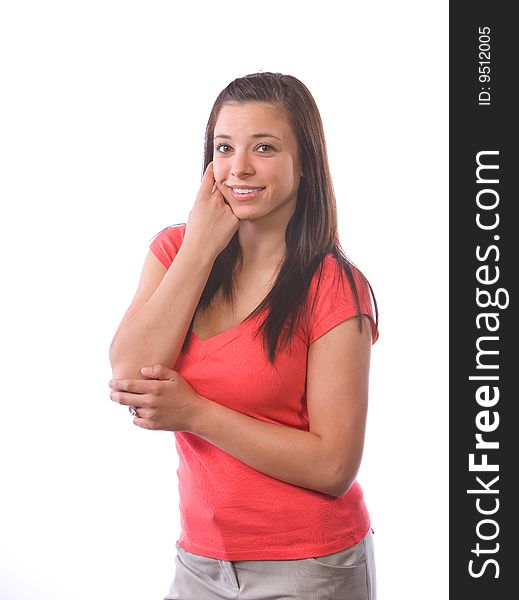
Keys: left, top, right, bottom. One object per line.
{"left": 310, "top": 252, "right": 363, "bottom": 291}
{"left": 149, "top": 223, "right": 187, "bottom": 268}
{"left": 150, "top": 222, "right": 186, "bottom": 244}
{"left": 305, "top": 251, "right": 378, "bottom": 343}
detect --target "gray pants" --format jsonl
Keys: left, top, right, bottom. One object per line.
{"left": 164, "top": 529, "right": 376, "bottom": 600}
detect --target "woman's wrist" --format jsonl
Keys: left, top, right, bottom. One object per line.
{"left": 176, "top": 241, "right": 217, "bottom": 271}
{"left": 188, "top": 393, "right": 214, "bottom": 435}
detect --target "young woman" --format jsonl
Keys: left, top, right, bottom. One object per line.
{"left": 109, "top": 72, "right": 379, "bottom": 600}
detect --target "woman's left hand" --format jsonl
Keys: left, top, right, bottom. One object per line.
{"left": 109, "top": 365, "right": 205, "bottom": 432}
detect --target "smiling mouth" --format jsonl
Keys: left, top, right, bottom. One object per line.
{"left": 229, "top": 187, "right": 265, "bottom": 195}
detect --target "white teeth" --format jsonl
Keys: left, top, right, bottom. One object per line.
{"left": 232, "top": 188, "right": 262, "bottom": 194}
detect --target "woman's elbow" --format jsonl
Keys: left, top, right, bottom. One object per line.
{"left": 108, "top": 344, "right": 138, "bottom": 380}
{"left": 108, "top": 335, "right": 124, "bottom": 372}
{"left": 326, "top": 477, "right": 356, "bottom": 498}
{"left": 325, "top": 461, "right": 360, "bottom": 497}
{"left": 108, "top": 344, "right": 124, "bottom": 378}
{"left": 109, "top": 360, "right": 128, "bottom": 381}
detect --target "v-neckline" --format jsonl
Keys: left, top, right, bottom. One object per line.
{"left": 191, "top": 301, "right": 268, "bottom": 344}
{"left": 187, "top": 311, "right": 264, "bottom": 362}
{"left": 191, "top": 317, "right": 251, "bottom": 344}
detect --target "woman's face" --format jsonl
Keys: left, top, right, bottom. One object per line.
{"left": 212, "top": 102, "right": 303, "bottom": 226}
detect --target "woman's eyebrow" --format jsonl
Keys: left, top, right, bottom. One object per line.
{"left": 214, "top": 133, "right": 282, "bottom": 141}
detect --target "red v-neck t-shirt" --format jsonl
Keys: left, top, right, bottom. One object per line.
{"left": 149, "top": 224, "right": 378, "bottom": 560}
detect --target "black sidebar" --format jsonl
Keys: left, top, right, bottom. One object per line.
{"left": 450, "top": 1, "right": 518, "bottom": 598}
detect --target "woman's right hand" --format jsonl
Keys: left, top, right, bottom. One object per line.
{"left": 181, "top": 162, "right": 240, "bottom": 259}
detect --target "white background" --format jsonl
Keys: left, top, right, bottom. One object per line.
{"left": 0, "top": 1, "right": 448, "bottom": 599}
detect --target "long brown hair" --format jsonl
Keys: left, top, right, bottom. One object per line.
{"left": 182, "top": 72, "right": 378, "bottom": 362}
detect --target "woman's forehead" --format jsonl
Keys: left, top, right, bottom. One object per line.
{"left": 214, "top": 102, "right": 293, "bottom": 138}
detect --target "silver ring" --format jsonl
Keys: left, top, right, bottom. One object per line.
{"left": 129, "top": 406, "right": 139, "bottom": 417}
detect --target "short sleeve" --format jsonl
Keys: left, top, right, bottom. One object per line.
{"left": 149, "top": 223, "right": 187, "bottom": 269}
{"left": 306, "top": 255, "right": 379, "bottom": 345}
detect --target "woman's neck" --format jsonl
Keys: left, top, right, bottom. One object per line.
{"left": 237, "top": 221, "right": 287, "bottom": 269}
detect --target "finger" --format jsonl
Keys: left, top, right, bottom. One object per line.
{"left": 108, "top": 378, "right": 152, "bottom": 394}
{"left": 199, "top": 162, "right": 216, "bottom": 197}
{"left": 132, "top": 416, "right": 155, "bottom": 430}
{"left": 225, "top": 200, "right": 240, "bottom": 220}
{"left": 110, "top": 390, "right": 149, "bottom": 407}
{"left": 130, "top": 406, "right": 152, "bottom": 420}
{"left": 140, "top": 364, "right": 177, "bottom": 381}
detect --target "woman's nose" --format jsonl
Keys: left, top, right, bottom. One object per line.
{"left": 230, "top": 151, "right": 255, "bottom": 178}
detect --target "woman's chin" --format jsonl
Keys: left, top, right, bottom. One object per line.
{"left": 230, "top": 206, "right": 260, "bottom": 221}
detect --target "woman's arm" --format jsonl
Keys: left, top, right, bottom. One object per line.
{"left": 109, "top": 163, "right": 239, "bottom": 379}
{"left": 193, "top": 316, "right": 372, "bottom": 497}
{"left": 109, "top": 248, "right": 214, "bottom": 380}
{"left": 110, "top": 315, "right": 372, "bottom": 497}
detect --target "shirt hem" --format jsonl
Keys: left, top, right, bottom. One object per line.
{"left": 175, "top": 523, "right": 371, "bottom": 561}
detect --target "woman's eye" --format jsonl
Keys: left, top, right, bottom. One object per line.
{"left": 257, "top": 144, "right": 273, "bottom": 153}
{"left": 215, "top": 143, "right": 231, "bottom": 153}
